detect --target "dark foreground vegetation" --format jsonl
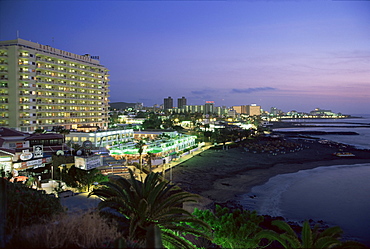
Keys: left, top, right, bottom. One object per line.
{"left": 1, "top": 168, "right": 367, "bottom": 249}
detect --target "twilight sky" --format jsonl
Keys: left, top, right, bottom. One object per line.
{"left": 1, "top": 0, "right": 370, "bottom": 114}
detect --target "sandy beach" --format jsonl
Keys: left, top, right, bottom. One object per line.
{"left": 172, "top": 138, "right": 370, "bottom": 209}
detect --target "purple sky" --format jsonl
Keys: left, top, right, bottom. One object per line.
{"left": 1, "top": 1, "right": 369, "bottom": 114}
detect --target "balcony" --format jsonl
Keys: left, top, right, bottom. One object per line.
{"left": 37, "top": 65, "right": 67, "bottom": 72}
{"left": 36, "top": 57, "right": 58, "bottom": 65}
{"left": 36, "top": 79, "right": 67, "bottom": 86}
{"left": 35, "top": 71, "right": 103, "bottom": 85}
{"left": 36, "top": 101, "right": 101, "bottom": 106}
{"left": 35, "top": 114, "right": 102, "bottom": 119}
{"left": 19, "top": 92, "right": 32, "bottom": 96}
{"left": 36, "top": 57, "right": 106, "bottom": 74}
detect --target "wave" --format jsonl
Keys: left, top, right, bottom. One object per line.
{"left": 240, "top": 163, "right": 370, "bottom": 216}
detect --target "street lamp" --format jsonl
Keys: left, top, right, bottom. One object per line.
{"left": 169, "top": 162, "right": 173, "bottom": 182}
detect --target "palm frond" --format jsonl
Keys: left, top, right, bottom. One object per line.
{"left": 319, "top": 225, "right": 343, "bottom": 239}
{"left": 301, "top": 220, "right": 313, "bottom": 248}
{"left": 315, "top": 236, "right": 341, "bottom": 248}
{"left": 272, "top": 220, "right": 297, "bottom": 237}
{"left": 161, "top": 229, "right": 197, "bottom": 249}
{"left": 256, "top": 230, "right": 293, "bottom": 249}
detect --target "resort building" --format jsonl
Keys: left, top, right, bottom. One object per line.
{"left": 214, "top": 106, "right": 229, "bottom": 117}
{"left": 65, "top": 129, "right": 135, "bottom": 149}
{"left": 109, "top": 131, "right": 198, "bottom": 164}
{"left": 0, "top": 38, "right": 110, "bottom": 132}
{"left": 171, "top": 102, "right": 229, "bottom": 117}
{"left": 247, "top": 104, "right": 261, "bottom": 116}
{"left": 0, "top": 127, "right": 64, "bottom": 179}
{"left": 232, "top": 104, "right": 261, "bottom": 116}
{"left": 182, "top": 104, "right": 204, "bottom": 113}
{"left": 204, "top": 101, "right": 215, "bottom": 114}
{"left": 310, "top": 108, "right": 341, "bottom": 117}
{"left": 232, "top": 105, "right": 247, "bottom": 114}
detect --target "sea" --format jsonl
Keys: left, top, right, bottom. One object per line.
{"left": 238, "top": 114, "right": 370, "bottom": 245}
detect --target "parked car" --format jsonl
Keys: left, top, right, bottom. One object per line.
{"left": 58, "top": 190, "right": 74, "bottom": 198}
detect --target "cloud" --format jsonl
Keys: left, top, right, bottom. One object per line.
{"left": 191, "top": 89, "right": 218, "bottom": 95}
{"left": 191, "top": 90, "right": 208, "bottom": 95}
{"left": 231, "top": 87, "right": 277, "bottom": 94}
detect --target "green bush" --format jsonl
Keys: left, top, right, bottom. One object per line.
{"left": 192, "top": 205, "right": 265, "bottom": 248}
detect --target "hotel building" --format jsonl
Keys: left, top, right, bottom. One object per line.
{"left": 0, "top": 38, "right": 110, "bottom": 132}
{"left": 232, "top": 104, "right": 261, "bottom": 116}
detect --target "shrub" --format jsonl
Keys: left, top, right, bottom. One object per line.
{"left": 5, "top": 180, "right": 63, "bottom": 235}
{"left": 8, "top": 211, "right": 122, "bottom": 248}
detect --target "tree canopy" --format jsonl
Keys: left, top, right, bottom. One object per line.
{"left": 89, "top": 170, "right": 211, "bottom": 248}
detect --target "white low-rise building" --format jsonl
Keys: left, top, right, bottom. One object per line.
{"left": 65, "top": 129, "right": 134, "bottom": 149}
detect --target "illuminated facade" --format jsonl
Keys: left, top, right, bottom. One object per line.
{"left": 66, "top": 129, "right": 134, "bottom": 149}
{"left": 232, "top": 104, "right": 261, "bottom": 116}
{"left": 247, "top": 104, "right": 261, "bottom": 116}
{"left": 232, "top": 105, "right": 247, "bottom": 114}
{"left": 109, "top": 131, "right": 198, "bottom": 161}
{"left": 204, "top": 101, "right": 214, "bottom": 114}
{"left": 0, "top": 38, "right": 110, "bottom": 132}
{"left": 182, "top": 104, "right": 204, "bottom": 113}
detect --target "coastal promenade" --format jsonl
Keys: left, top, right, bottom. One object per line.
{"left": 144, "top": 143, "right": 214, "bottom": 180}
{"left": 53, "top": 144, "right": 215, "bottom": 212}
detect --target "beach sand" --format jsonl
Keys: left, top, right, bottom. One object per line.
{"left": 172, "top": 139, "right": 370, "bottom": 210}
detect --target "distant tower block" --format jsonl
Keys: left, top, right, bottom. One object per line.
{"left": 163, "top": 96, "right": 173, "bottom": 110}
{"left": 177, "top": 96, "right": 187, "bottom": 109}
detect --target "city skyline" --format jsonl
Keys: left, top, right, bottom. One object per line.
{"left": 1, "top": 1, "right": 369, "bottom": 114}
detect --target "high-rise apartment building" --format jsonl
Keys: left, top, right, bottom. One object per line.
{"left": 183, "top": 104, "right": 204, "bottom": 113}
{"left": 204, "top": 101, "right": 214, "bottom": 114}
{"left": 177, "top": 96, "right": 186, "bottom": 109}
{"left": 0, "top": 38, "right": 110, "bottom": 132}
{"left": 246, "top": 104, "right": 261, "bottom": 116}
{"left": 232, "top": 104, "right": 261, "bottom": 116}
{"left": 163, "top": 96, "right": 173, "bottom": 110}
{"left": 232, "top": 105, "right": 247, "bottom": 114}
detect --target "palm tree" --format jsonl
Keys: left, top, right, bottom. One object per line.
{"left": 257, "top": 220, "right": 345, "bottom": 248}
{"left": 66, "top": 141, "right": 82, "bottom": 155}
{"left": 135, "top": 140, "right": 146, "bottom": 173}
{"left": 34, "top": 128, "right": 45, "bottom": 134}
{"left": 89, "top": 170, "right": 211, "bottom": 248}
{"left": 144, "top": 152, "right": 155, "bottom": 173}
{"left": 57, "top": 128, "right": 70, "bottom": 144}
{"left": 216, "top": 128, "right": 231, "bottom": 149}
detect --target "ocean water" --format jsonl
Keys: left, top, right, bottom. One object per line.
{"left": 274, "top": 114, "right": 370, "bottom": 150}
{"left": 239, "top": 114, "right": 370, "bottom": 245}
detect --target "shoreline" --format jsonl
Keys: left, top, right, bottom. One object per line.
{"left": 172, "top": 139, "right": 370, "bottom": 209}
